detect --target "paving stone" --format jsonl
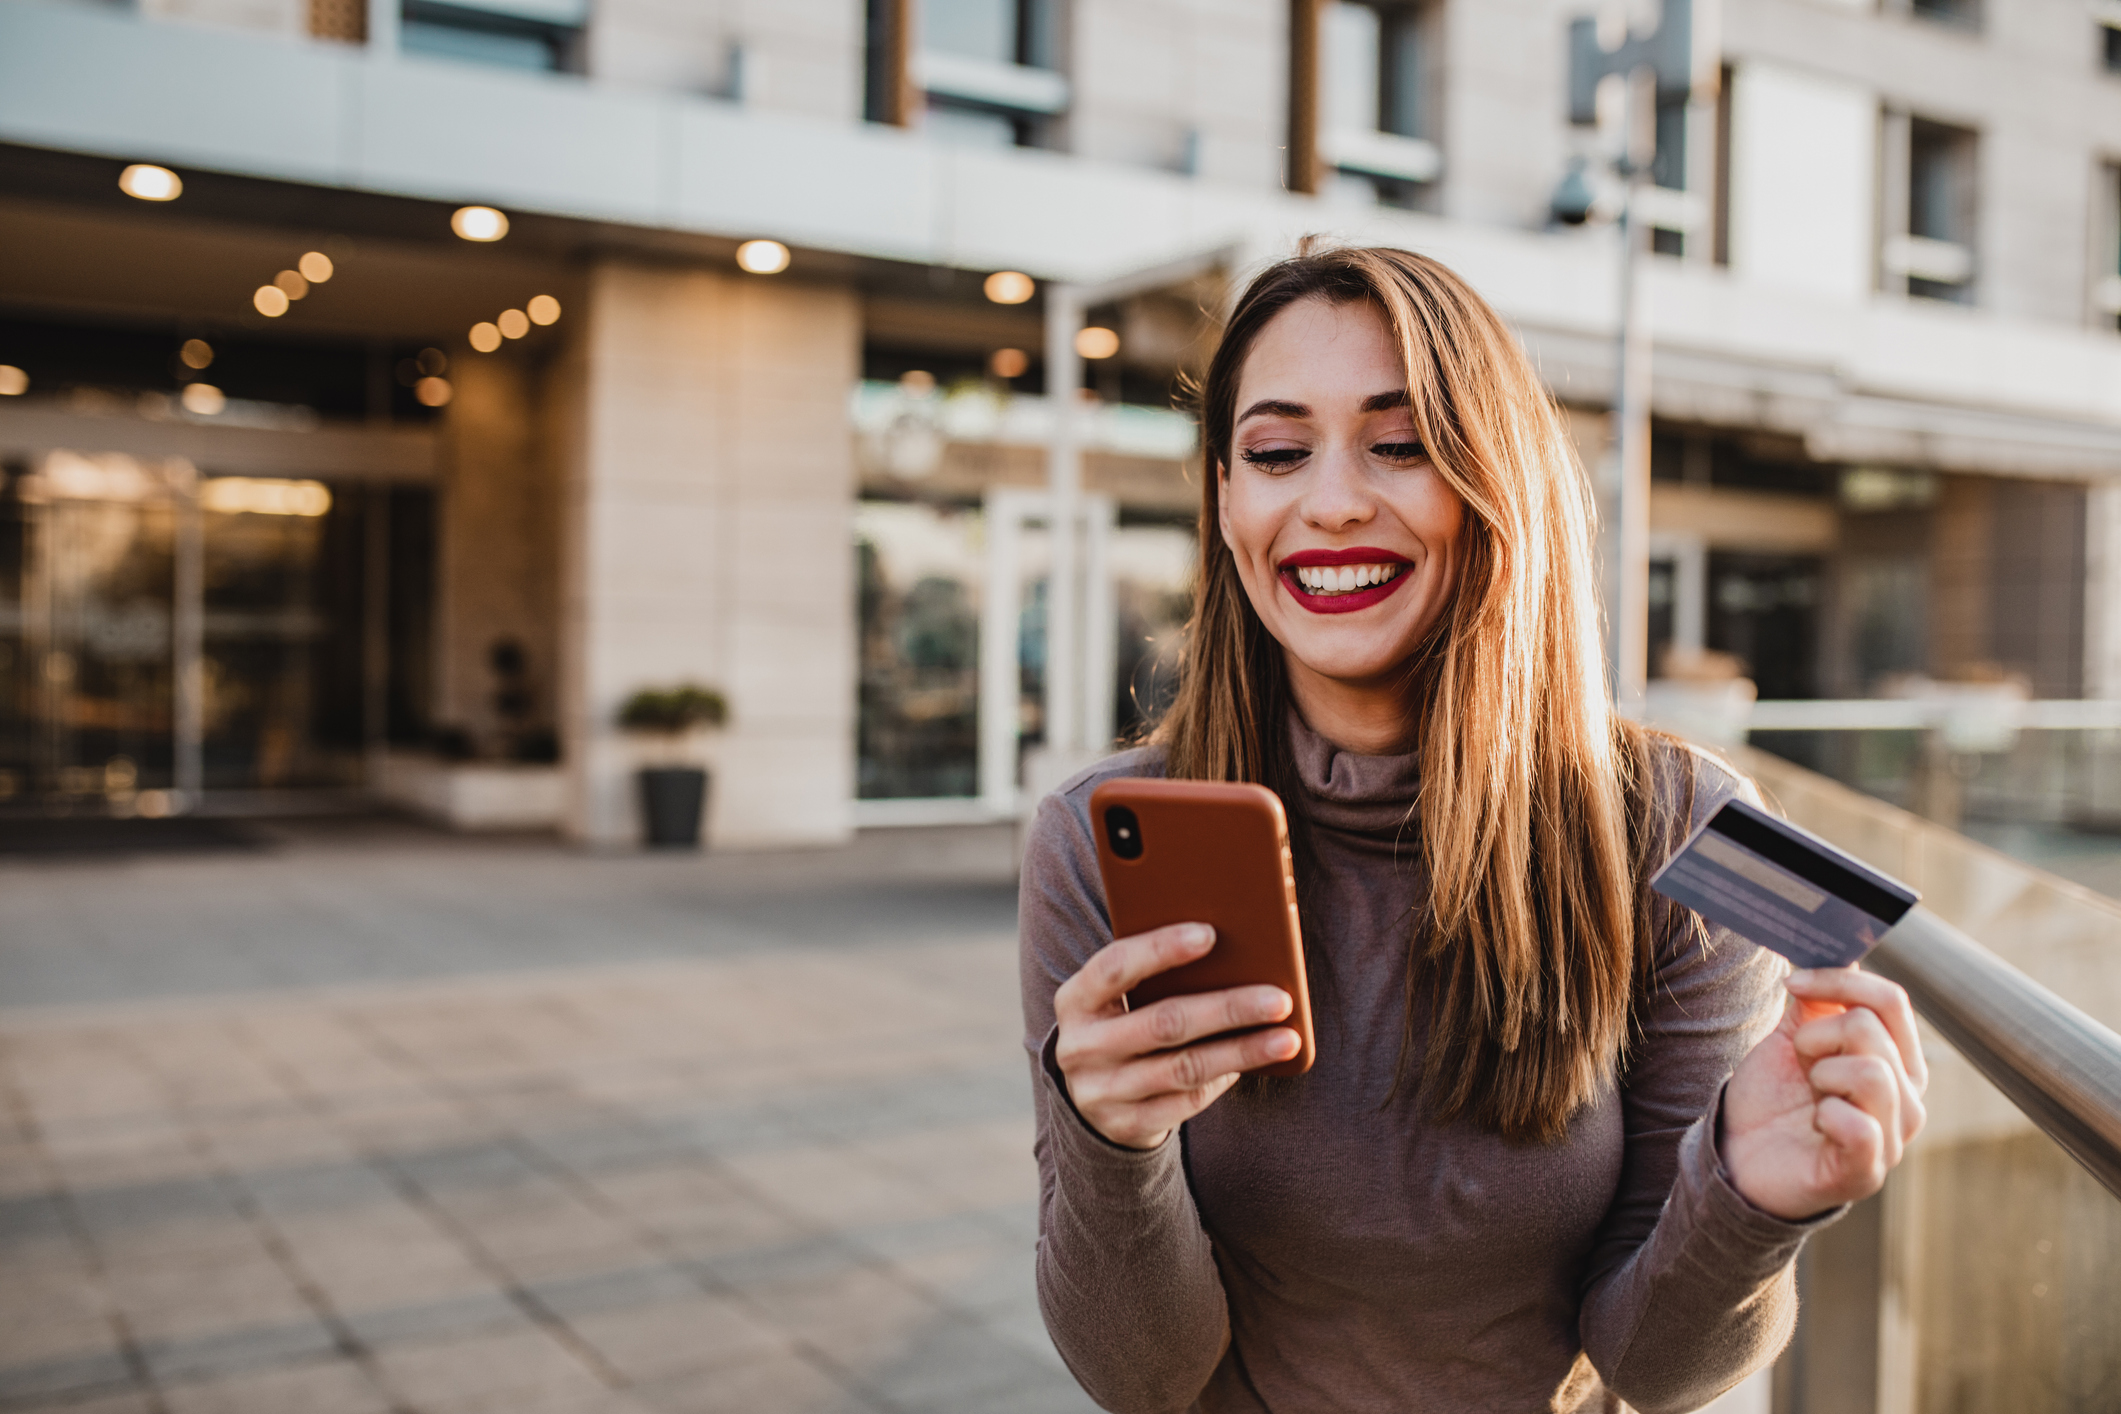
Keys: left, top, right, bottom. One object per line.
{"left": 160, "top": 1355, "right": 395, "bottom": 1414}
{"left": 1, "top": 822, "right": 1052, "bottom": 1414}
{"left": 630, "top": 1351, "right": 881, "bottom": 1414}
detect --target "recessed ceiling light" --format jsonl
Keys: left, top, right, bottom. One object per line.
{"left": 526, "top": 295, "right": 561, "bottom": 325}
{"left": 254, "top": 285, "right": 290, "bottom": 318}
{"left": 469, "top": 322, "right": 502, "bottom": 353}
{"left": 736, "top": 240, "right": 790, "bottom": 274}
{"left": 497, "top": 309, "right": 530, "bottom": 339}
{"left": 119, "top": 164, "right": 182, "bottom": 201}
{"left": 298, "top": 251, "right": 334, "bottom": 283}
{"left": 451, "top": 206, "right": 509, "bottom": 242}
{"left": 0, "top": 366, "right": 28, "bottom": 396}
{"left": 984, "top": 271, "right": 1035, "bottom": 305}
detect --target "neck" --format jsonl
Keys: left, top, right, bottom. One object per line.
{"left": 1284, "top": 652, "right": 1418, "bottom": 755}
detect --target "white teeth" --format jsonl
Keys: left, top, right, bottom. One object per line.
{"left": 1292, "top": 563, "right": 1402, "bottom": 595}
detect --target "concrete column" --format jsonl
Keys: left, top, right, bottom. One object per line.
{"left": 560, "top": 260, "right": 858, "bottom": 848}
{"left": 1928, "top": 474, "right": 1993, "bottom": 680}
{"left": 2082, "top": 483, "right": 2121, "bottom": 700}
{"left": 434, "top": 349, "right": 559, "bottom": 755}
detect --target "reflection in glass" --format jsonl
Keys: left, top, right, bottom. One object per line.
{"left": 1110, "top": 519, "right": 1194, "bottom": 742}
{"left": 857, "top": 500, "right": 983, "bottom": 799}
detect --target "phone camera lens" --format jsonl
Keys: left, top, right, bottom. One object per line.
{"left": 1104, "top": 805, "right": 1143, "bottom": 860}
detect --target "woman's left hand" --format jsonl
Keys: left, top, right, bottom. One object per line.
{"left": 1721, "top": 967, "right": 1929, "bottom": 1221}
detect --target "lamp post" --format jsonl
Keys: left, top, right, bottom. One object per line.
{"left": 1557, "top": 0, "right": 1719, "bottom": 714}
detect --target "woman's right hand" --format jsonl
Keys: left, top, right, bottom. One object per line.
{"left": 1052, "top": 922, "right": 1299, "bottom": 1150}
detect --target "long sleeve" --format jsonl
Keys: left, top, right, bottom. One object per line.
{"left": 1577, "top": 752, "right": 1844, "bottom": 1414}
{"left": 1019, "top": 777, "right": 1231, "bottom": 1414}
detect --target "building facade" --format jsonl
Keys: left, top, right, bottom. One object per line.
{"left": 3, "top": 0, "right": 2121, "bottom": 846}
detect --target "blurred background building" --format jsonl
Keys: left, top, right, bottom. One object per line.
{"left": 5, "top": 6, "right": 2121, "bottom": 1414}
{"left": 2, "top": 0, "right": 2120, "bottom": 850}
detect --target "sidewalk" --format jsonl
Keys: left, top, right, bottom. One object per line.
{"left": 0, "top": 820, "right": 1093, "bottom": 1414}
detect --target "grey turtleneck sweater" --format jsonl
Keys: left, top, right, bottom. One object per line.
{"left": 1018, "top": 717, "right": 1837, "bottom": 1414}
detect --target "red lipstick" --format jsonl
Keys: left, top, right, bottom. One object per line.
{"left": 1276, "top": 547, "right": 1413, "bottom": 615}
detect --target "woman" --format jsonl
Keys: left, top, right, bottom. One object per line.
{"left": 1018, "top": 245, "right": 1927, "bottom": 1414}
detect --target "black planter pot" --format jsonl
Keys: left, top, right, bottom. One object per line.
{"left": 637, "top": 766, "right": 709, "bottom": 849}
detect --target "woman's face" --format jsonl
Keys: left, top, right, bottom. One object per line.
{"left": 1219, "top": 297, "right": 1466, "bottom": 692}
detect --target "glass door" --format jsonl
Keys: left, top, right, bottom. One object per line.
{"left": 0, "top": 452, "right": 180, "bottom": 811}
{"left": 0, "top": 452, "right": 377, "bottom": 813}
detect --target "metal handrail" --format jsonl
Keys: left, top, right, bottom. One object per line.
{"left": 1867, "top": 907, "right": 2121, "bottom": 1200}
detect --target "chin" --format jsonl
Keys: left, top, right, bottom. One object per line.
{"left": 1274, "top": 620, "right": 1426, "bottom": 687}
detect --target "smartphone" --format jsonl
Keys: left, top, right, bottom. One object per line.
{"left": 1088, "top": 777, "right": 1316, "bottom": 1077}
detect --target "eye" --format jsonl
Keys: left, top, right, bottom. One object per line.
{"left": 1371, "top": 440, "right": 1427, "bottom": 462}
{"left": 1239, "top": 446, "right": 1308, "bottom": 470}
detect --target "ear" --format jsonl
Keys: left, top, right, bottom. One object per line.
{"left": 1215, "top": 461, "right": 1235, "bottom": 551}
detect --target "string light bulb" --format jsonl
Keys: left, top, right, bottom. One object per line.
{"left": 1075, "top": 326, "right": 1120, "bottom": 360}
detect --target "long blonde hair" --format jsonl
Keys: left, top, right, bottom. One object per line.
{"left": 1158, "top": 244, "right": 1684, "bottom": 1143}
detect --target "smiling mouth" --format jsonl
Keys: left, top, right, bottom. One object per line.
{"left": 1276, "top": 551, "right": 1415, "bottom": 615}
{"left": 1289, "top": 562, "right": 1404, "bottom": 596}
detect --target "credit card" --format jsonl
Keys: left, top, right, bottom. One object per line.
{"left": 1650, "top": 799, "right": 1919, "bottom": 969}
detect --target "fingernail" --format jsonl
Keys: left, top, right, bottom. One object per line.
{"left": 1788, "top": 970, "right": 1814, "bottom": 984}
{"left": 1268, "top": 1031, "right": 1299, "bottom": 1058}
{"left": 1187, "top": 924, "right": 1215, "bottom": 948}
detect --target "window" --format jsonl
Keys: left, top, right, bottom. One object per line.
{"left": 1650, "top": 93, "right": 1688, "bottom": 255}
{"left": 907, "top": 0, "right": 1067, "bottom": 148}
{"left": 1318, "top": 1, "right": 1440, "bottom": 207}
{"left": 400, "top": 0, "right": 585, "bottom": 72}
{"left": 2097, "top": 165, "right": 2121, "bottom": 331}
{"left": 1881, "top": 113, "right": 1978, "bottom": 303}
{"left": 1908, "top": 0, "right": 1979, "bottom": 30}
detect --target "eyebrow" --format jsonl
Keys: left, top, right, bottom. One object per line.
{"left": 1235, "top": 390, "right": 1410, "bottom": 424}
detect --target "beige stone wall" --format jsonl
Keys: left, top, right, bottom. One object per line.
{"left": 587, "top": 0, "right": 863, "bottom": 122}
{"left": 1067, "top": 0, "right": 1286, "bottom": 187}
{"left": 433, "top": 349, "right": 562, "bottom": 754}
{"left": 139, "top": 0, "right": 305, "bottom": 37}
{"left": 560, "top": 260, "right": 858, "bottom": 847}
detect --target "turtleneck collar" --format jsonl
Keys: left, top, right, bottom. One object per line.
{"left": 1286, "top": 710, "right": 1422, "bottom": 837}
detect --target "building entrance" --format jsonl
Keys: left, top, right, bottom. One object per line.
{"left": 0, "top": 451, "right": 428, "bottom": 814}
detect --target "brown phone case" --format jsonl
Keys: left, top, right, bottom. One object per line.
{"left": 1089, "top": 777, "right": 1315, "bottom": 1077}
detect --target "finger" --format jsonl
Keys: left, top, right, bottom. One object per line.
{"left": 1787, "top": 968, "right": 1928, "bottom": 1095}
{"left": 1125, "top": 1071, "right": 1244, "bottom": 1136}
{"left": 1055, "top": 924, "right": 1214, "bottom": 1021}
{"left": 1107, "top": 1027, "right": 1302, "bottom": 1103}
{"left": 1793, "top": 1005, "right": 1897, "bottom": 1066}
{"left": 1116, "top": 985, "right": 1292, "bottom": 1056}
{"left": 1806, "top": 1055, "right": 1903, "bottom": 1168}
{"left": 1795, "top": 1007, "right": 1926, "bottom": 1141}
{"left": 1813, "top": 1095, "right": 1887, "bottom": 1190}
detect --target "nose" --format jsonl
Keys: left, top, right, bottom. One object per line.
{"left": 1298, "top": 443, "right": 1378, "bottom": 535}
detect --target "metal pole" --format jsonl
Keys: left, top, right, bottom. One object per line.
{"left": 1611, "top": 73, "right": 1656, "bottom": 716}
{"left": 1044, "top": 282, "right": 1083, "bottom": 757}
{"left": 363, "top": 486, "right": 391, "bottom": 785}
{"left": 172, "top": 473, "right": 204, "bottom": 807}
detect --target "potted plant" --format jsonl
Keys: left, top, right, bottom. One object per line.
{"left": 617, "top": 684, "right": 728, "bottom": 848}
